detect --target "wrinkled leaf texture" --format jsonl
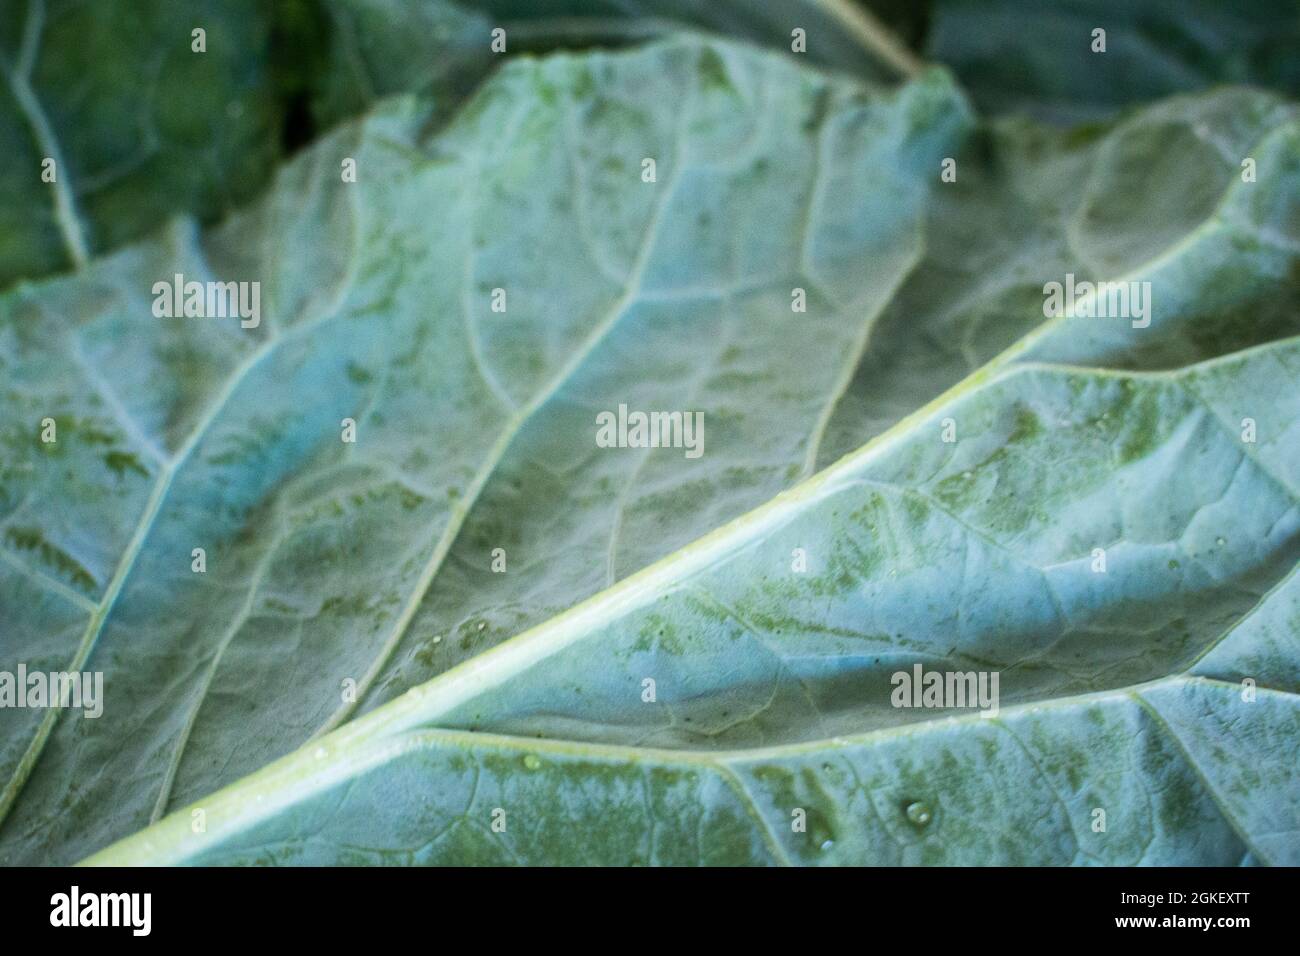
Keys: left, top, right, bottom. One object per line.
{"left": 0, "top": 5, "right": 1296, "bottom": 866}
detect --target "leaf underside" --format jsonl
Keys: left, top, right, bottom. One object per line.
{"left": 0, "top": 15, "right": 1296, "bottom": 866}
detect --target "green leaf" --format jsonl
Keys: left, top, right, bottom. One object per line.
{"left": 0, "top": 0, "right": 916, "bottom": 289}
{"left": 309, "top": 0, "right": 919, "bottom": 112}
{"left": 0, "top": 0, "right": 285, "bottom": 286}
{"left": 927, "top": 0, "right": 1300, "bottom": 123}
{"left": 0, "top": 36, "right": 967, "bottom": 865}
{"left": 86, "top": 337, "right": 1300, "bottom": 865}
{"left": 816, "top": 87, "right": 1300, "bottom": 467}
{"left": 1, "top": 34, "right": 1296, "bottom": 865}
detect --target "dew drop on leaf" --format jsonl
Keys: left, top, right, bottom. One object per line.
{"left": 905, "top": 801, "right": 932, "bottom": 826}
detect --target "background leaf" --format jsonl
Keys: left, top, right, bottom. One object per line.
{"left": 0, "top": 0, "right": 283, "bottom": 285}
{"left": 927, "top": 0, "right": 1300, "bottom": 123}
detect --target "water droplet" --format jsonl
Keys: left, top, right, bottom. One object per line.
{"left": 432, "top": 635, "right": 443, "bottom": 644}
{"left": 905, "top": 801, "right": 932, "bottom": 826}
{"left": 804, "top": 807, "right": 836, "bottom": 851}
{"left": 477, "top": 622, "right": 487, "bottom": 632}
{"left": 523, "top": 754, "right": 541, "bottom": 770}
{"left": 1215, "top": 537, "right": 1226, "bottom": 547}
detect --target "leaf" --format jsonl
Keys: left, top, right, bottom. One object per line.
{"left": 0, "top": 0, "right": 915, "bottom": 290}
{"left": 1, "top": 34, "right": 1297, "bottom": 865}
{"left": 87, "top": 336, "right": 1300, "bottom": 865}
{"left": 0, "top": 0, "right": 287, "bottom": 286}
{"left": 813, "top": 86, "right": 1300, "bottom": 466}
{"left": 310, "top": 0, "right": 919, "bottom": 107}
{"left": 927, "top": 0, "right": 1300, "bottom": 123}
{"left": 0, "top": 36, "right": 967, "bottom": 865}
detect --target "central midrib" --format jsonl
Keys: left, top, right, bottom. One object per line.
{"left": 356, "top": 200, "right": 1278, "bottom": 739}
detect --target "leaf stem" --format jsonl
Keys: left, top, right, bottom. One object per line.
{"left": 818, "top": 0, "right": 927, "bottom": 79}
